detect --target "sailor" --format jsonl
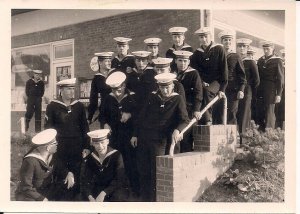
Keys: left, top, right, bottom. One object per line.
{"left": 144, "top": 37, "right": 162, "bottom": 66}
{"left": 152, "top": 57, "right": 186, "bottom": 101}
{"left": 99, "top": 71, "right": 140, "bottom": 197}
{"left": 215, "top": 30, "right": 246, "bottom": 125}
{"left": 87, "top": 52, "right": 114, "bottom": 125}
{"left": 82, "top": 129, "right": 129, "bottom": 202}
{"left": 190, "top": 27, "right": 228, "bottom": 125}
{"left": 166, "top": 27, "right": 193, "bottom": 72}
{"left": 44, "top": 78, "right": 90, "bottom": 200}
{"left": 24, "top": 69, "right": 45, "bottom": 133}
{"left": 236, "top": 38, "right": 260, "bottom": 141}
{"left": 275, "top": 48, "right": 285, "bottom": 129}
{"left": 174, "top": 50, "right": 203, "bottom": 152}
{"left": 126, "top": 51, "right": 157, "bottom": 110}
{"left": 247, "top": 46, "right": 257, "bottom": 60}
{"left": 256, "top": 41, "right": 284, "bottom": 130}
{"left": 15, "top": 129, "right": 70, "bottom": 201}
{"left": 130, "top": 72, "right": 189, "bottom": 201}
{"left": 111, "top": 37, "right": 136, "bottom": 74}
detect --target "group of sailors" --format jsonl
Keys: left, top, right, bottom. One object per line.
{"left": 18, "top": 26, "right": 284, "bottom": 202}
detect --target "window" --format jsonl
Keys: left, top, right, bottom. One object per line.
{"left": 54, "top": 44, "right": 73, "bottom": 59}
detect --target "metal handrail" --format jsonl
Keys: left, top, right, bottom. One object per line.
{"left": 169, "top": 93, "right": 227, "bottom": 156}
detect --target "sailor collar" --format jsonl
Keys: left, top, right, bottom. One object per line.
{"left": 95, "top": 69, "right": 114, "bottom": 78}
{"left": 108, "top": 91, "right": 131, "bottom": 103}
{"left": 178, "top": 67, "right": 195, "bottom": 74}
{"left": 133, "top": 65, "right": 154, "bottom": 75}
{"left": 52, "top": 99, "right": 79, "bottom": 109}
{"left": 262, "top": 55, "right": 281, "bottom": 62}
{"left": 24, "top": 153, "right": 50, "bottom": 166}
{"left": 91, "top": 148, "right": 118, "bottom": 164}
{"left": 197, "top": 42, "right": 223, "bottom": 52}
{"left": 114, "top": 54, "right": 134, "bottom": 62}
{"left": 242, "top": 57, "right": 254, "bottom": 61}
{"left": 153, "top": 91, "right": 179, "bottom": 99}
{"left": 169, "top": 43, "right": 192, "bottom": 51}
{"left": 30, "top": 78, "right": 43, "bottom": 83}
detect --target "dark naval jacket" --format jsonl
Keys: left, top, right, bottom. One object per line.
{"left": 176, "top": 66, "right": 203, "bottom": 112}
{"left": 25, "top": 78, "right": 45, "bottom": 97}
{"left": 81, "top": 147, "right": 128, "bottom": 199}
{"left": 111, "top": 54, "right": 136, "bottom": 74}
{"left": 190, "top": 42, "right": 228, "bottom": 92}
{"left": 226, "top": 51, "right": 247, "bottom": 92}
{"left": 87, "top": 72, "right": 112, "bottom": 121}
{"left": 257, "top": 54, "right": 284, "bottom": 104}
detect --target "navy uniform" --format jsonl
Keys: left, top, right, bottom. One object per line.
{"left": 25, "top": 70, "right": 45, "bottom": 132}
{"left": 191, "top": 27, "right": 228, "bottom": 124}
{"left": 15, "top": 129, "right": 69, "bottom": 201}
{"left": 126, "top": 51, "right": 157, "bottom": 110}
{"left": 236, "top": 39, "right": 260, "bottom": 137}
{"left": 132, "top": 73, "right": 189, "bottom": 201}
{"left": 111, "top": 37, "right": 136, "bottom": 74}
{"left": 174, "top": 51, "right": 203, "bottom": 152}
{"left": 82, "top": 129, "right": 129, "bottom": 202}
{"left": 44, "top": 78, "right": 90, "bottom": 200}
{"left": 166, "top": 27, "right": 193, "bottom": 72}
{"left": 256, "top": 41, "right": 284, "bottom": 130}
{"left": 275, "top": 49, "right": 285, "bottom": 129}
{"left": 99, "top": 72, "right": 139, "bottom": 195}
{"left": 246, "top": 47, "right": 259, "bottom": 121}
{"left": 214, "top": 31, "right": 246, "bottom": 125}
{"left": 144, "top": 38, "right": 162, "bottom": 67}
{"left": 152, "top": 57, "right": 186, "bottom": 101}
{"left": 87, "top": 52, "right": 114, "bottom": 124}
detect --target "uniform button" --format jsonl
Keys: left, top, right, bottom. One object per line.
{"left": 206, "top": 58, "right": 209, "bottom": 61}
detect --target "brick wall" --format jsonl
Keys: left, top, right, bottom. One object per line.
{"left": 12, "top": 10, "right": 201, "bottom": 80}
{"left": 156, "top": 125, "right": 237, "bottom": 202}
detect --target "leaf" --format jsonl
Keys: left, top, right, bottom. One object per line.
{"left": 238, "top": 184, "right": 248, "bottom": 192}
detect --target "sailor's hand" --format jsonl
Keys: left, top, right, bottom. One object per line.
{"left": 82, "top": 149, "right": 91, "bottom": 158}
{"left": 218, "top": 91, "right": 226, "bottom": 98}
{"left": 96, "top": 191, "right": 106, "bottom": 202}
{"left": 193, "top": 111, "right": 202, "bottom": 120}
{"left": 64, "top": 172, "right": 75, "bottom": 189}
{"left": 237, "top": 91, "right": 244, "bottom": 100}
{"left": 103, "top": 123, "right": 111, "bottom": 132}
{"left": 120, "top": 112, "right": 132, "bottom": 123}
{"left": 172, "top": 129, "right": 183, "bottom": 144}
{"left": 275, "top": 95, "right": 281, "bottom": 103}
{"left": 130, "top": 137, "right": 138, "bottom": 148}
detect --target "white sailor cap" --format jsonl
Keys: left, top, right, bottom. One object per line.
{"left": 174, "top": 50, "right": 193, "bottom": 59}
{"left": 194, "top": 27, "right": 211, "bottom": 35}
{"left": 114, "top": 37, "right": 132, "bottom": 45}
{"left": 218, "top": 30, "right": 234, "bottom": 39}
{"left": 152, "top": 57, "right": 173, "bottom": 68}
{"left": 56, "top": 78, "right": 76, "bottom": 87}
{"left": 169, "top": 27, "right": 188, "bottom": 35}
{"left": 261, "top": 41, "right": 274, "bottom": 48}
{"left": 94, "top": 52, "right": 114, "bottom": 60}
{"left": 33, "top": 70, "right": 43, "bottom": 74}
{"left": 144, "top": 38, "right": 162, "bottom": 46}
{"left": 106, "top": 71, "right": 126, "bottom": 88}
{"left": 32, "top": 129, "right": 57, "bottom": 146}
{"left": 155, "top": 73, "right": 177, "bottom": 86}
{"left": 132, "top": 51, "right": 152, "bottom": 58}
{"left": 247, "top": 46, "right": 256, "bottom": 54}
{"left": 87, "top": 129, "right": 110, "bottom": 142}
{"left": 236, "top": 38, "right": 252, "bottom": 46}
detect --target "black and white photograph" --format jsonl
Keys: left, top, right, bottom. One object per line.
{"left": 0, "top": 0, "right": 297, "bottom": 213}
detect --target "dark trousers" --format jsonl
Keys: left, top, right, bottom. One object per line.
{"left": 25, "top": 96, "right": 42, "bottom": 132}
{"left": 57, "top": 137, "right": 83, "bottom": 201}
{"left": 136, "top": 132, "right": 168, "bottom": 202}
{"left": 180, "top": 107, "right": 194, "bottom": 153}
{"left": 256, "top": 98, "right": 276, "bottom": 131}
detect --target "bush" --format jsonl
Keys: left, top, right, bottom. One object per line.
{"left": 217, "top": 121, "right": 285, "bottom": 202}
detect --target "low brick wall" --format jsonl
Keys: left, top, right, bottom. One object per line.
{"left": 156, "top": 125, "right": 237, "bottom": 202}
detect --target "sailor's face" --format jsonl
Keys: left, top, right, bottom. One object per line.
{"left": 47, "top": 141, "right": 58, "bottom": 154}
{"left": 117, "top": 44, "right": 129, "bottom": 55}
{"left": 176, "top": 58, "right": 190, "bottom": 71}
{"left": 237, "top": 44, "right": 248, "bottom": 55}
{"left": 111, "top": 83, "right": 125, "bottom": 98}
{"left": 263, "top": 46, "right": 274, "bottom": 57}
{"left": 135, "top": 58, "right": 148, "bottom": 70}
{"left": 99, "top": 59, "right": 111, "bottom": 70}
{"left": 155, "top": 66, "right": 171, "bottom": 74}
{"left": 92, "top": 139, "right": 109, "bottom": 155}
{"left": 159, "top": 83, "right": 174, "bottom": 98}
{"left": 198, "top": 33, "right": 211, "bottom": 46}
{"left": 147, "top": 45, "right": 159, "bottom": 56}
{"left": 172, "top": 34, "right": 184, "bottom": 46}
{"left": 222, "top": 37, "right": 232, "bottom": 50}
{"left": 33, "top": 73, "right": 41, "bottom": 80}
{"left": 61, "top": 86, "right": 75, "bottom": 99}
